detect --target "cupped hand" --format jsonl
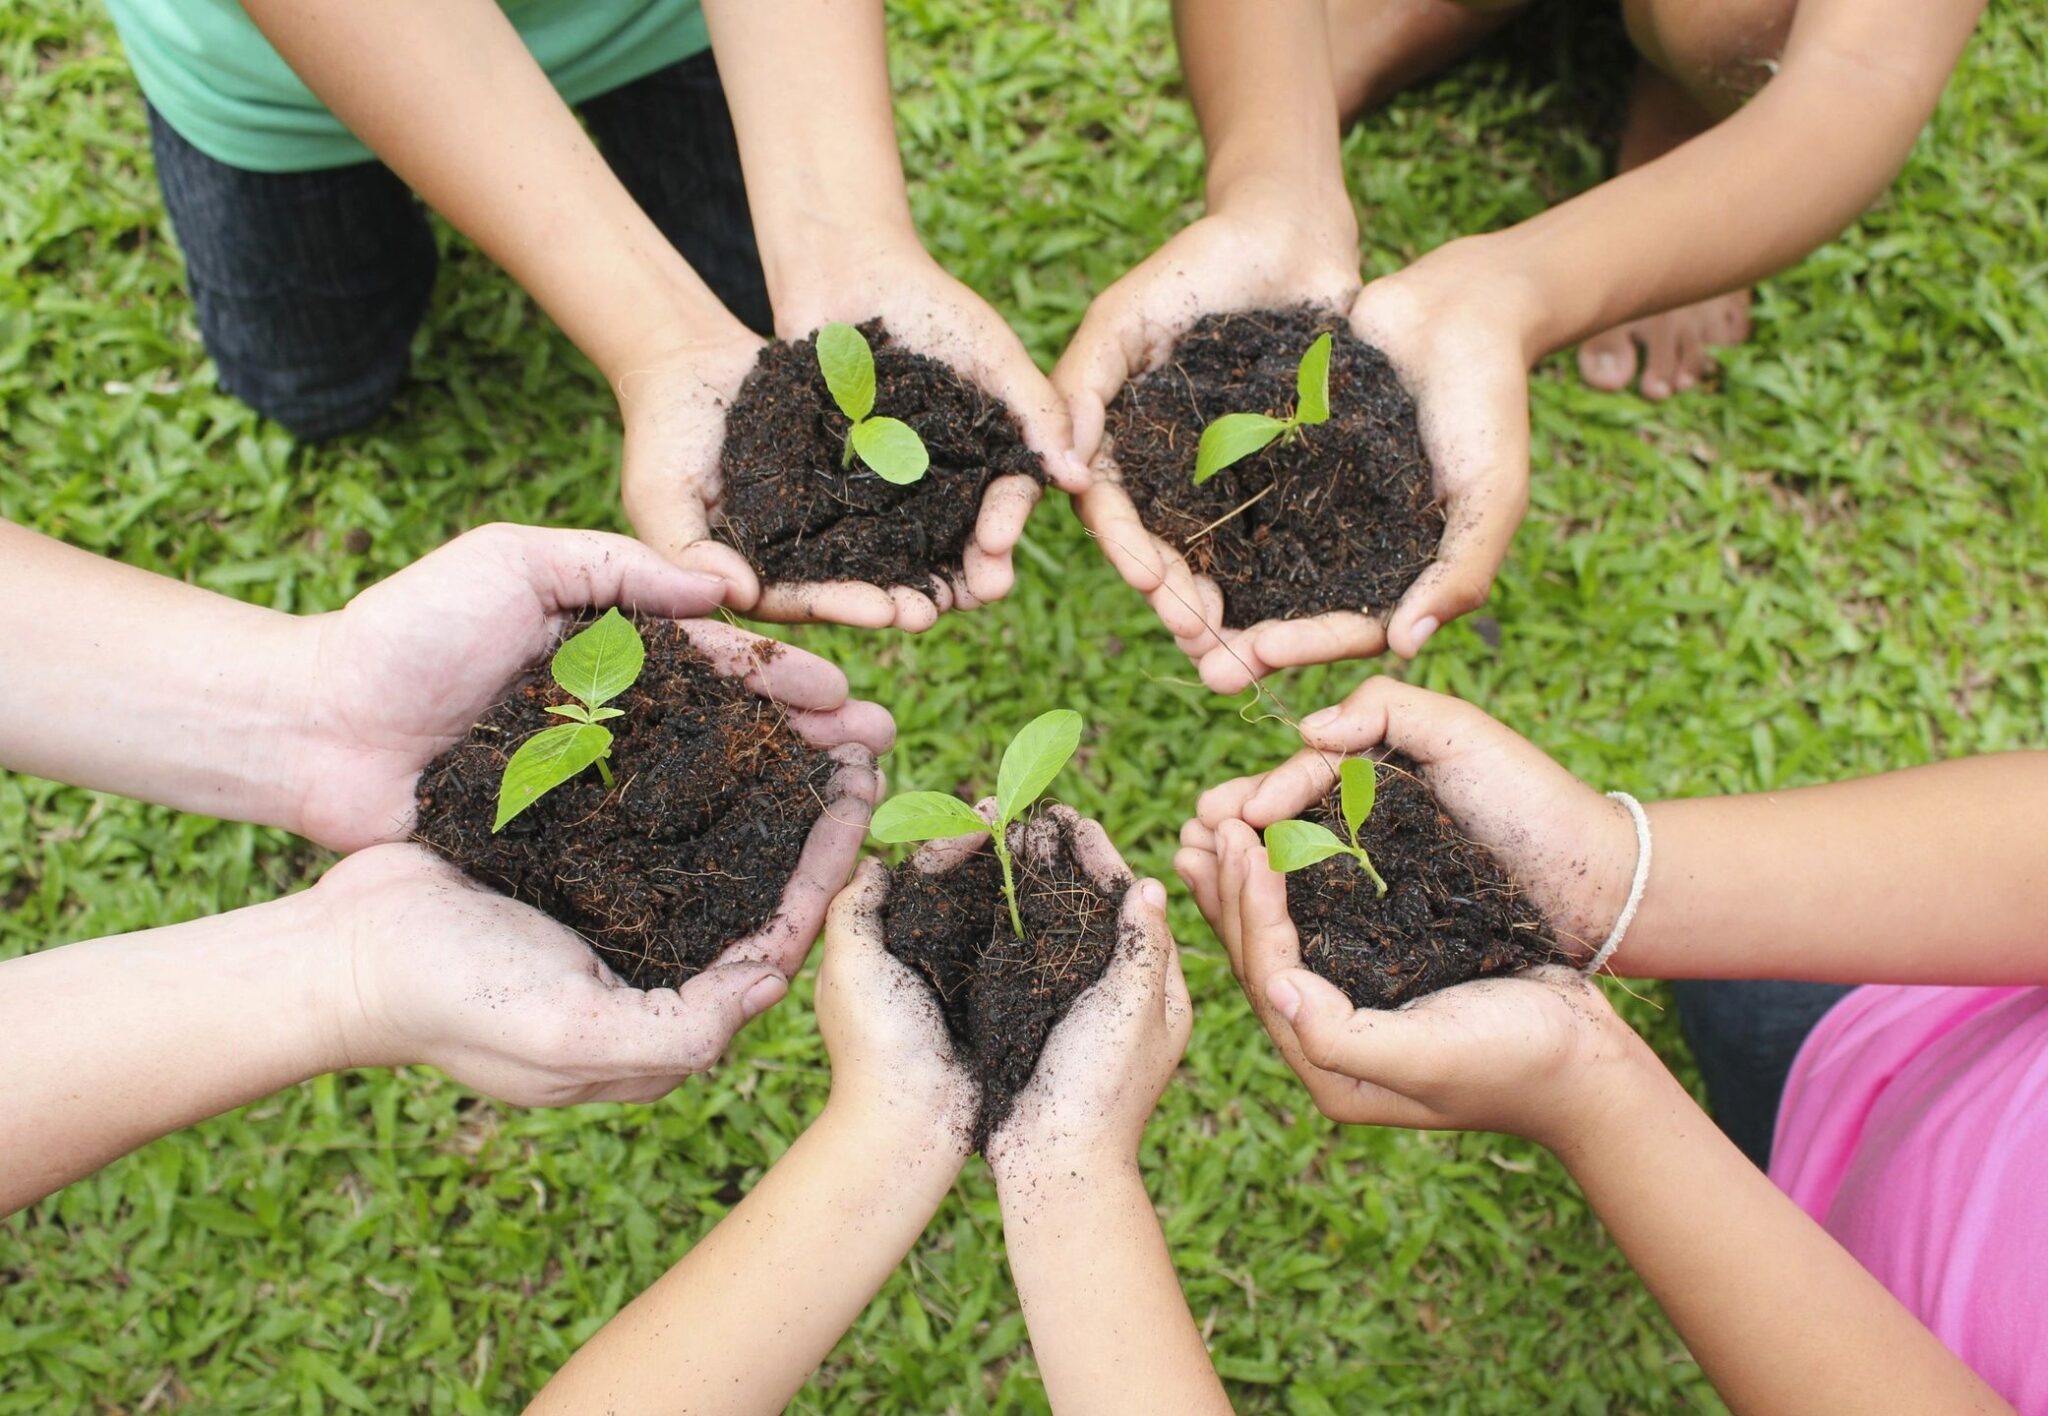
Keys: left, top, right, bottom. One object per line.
{"left": 985, "top": 808, "right": 1191, "bottom": 1181}
{"left": 316, "top": 845, "right": 792, "bottom": 1107}
{"left": 765, "top": 240, "right": 1079, "bottom": 629}
{"left": 1053, "top": 209, "right": 1363, "bottom": 684}
{"left": 1188, "top": 676, "right": 1636, "bottom": 959}
{"left": 1179, "top": 816, "right": 1644, "bottom": 1148}
{"left": 814, "top": 857, "right": 978, "bottom": 1152}
{"left": 292, "top": 527, "right": 895, "bottom": 958}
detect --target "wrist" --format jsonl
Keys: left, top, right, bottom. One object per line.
{"left": 1533, "top": 1023, "right": 1671, "bottom": 1162}
{"left": 989, "top": 1138, "right": 1141, "bottom": 1209}
{"left": 593, "top": 279, "right": 759, "bottom": 388}
{"left": 1378, "top": 236, "right": 1549, "bottom": 365}
{"left": 1206, "top": 166, "right": 1357, "bottom": 254}
{"left": 241, "top": 887, "right": 360, "bottom": 1082}
{"left": 821, "top": 1090, "right": 973, "bottom": 1177}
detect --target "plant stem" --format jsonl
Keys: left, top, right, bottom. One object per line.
{"left": 841, "top": 433, "right": 856, "bottom": 470}
{"left": 596, "top": 756, "right": 616, "bottom": 789}
{"left": 992, "top": 831, "right": 1027, "bottom": 942}
{"left": 1354, "top": 847, "right": 1389, "bottom": 898}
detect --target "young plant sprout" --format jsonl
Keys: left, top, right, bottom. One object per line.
{"left": 1262, "top": 755, "right": 1389, "bottom": 896}
{"left": 1192, "top": 330, "right": 1334, "bottom": 485}
{"left": 493, "top": 608, "right": 646, "bottom": 831}
{"left": 869, "top": 708, "right": 1084, "bottom": 941}
{"left": 816, "top": 321, "right": 931, "bottom": 485}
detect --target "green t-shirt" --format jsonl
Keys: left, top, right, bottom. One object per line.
{"left": 104, "top": 0, "right": 709, "bottom": 173}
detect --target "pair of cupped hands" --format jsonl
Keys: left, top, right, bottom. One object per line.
{"left": 616, "top": 208, "right": 1532, "bottom": 690}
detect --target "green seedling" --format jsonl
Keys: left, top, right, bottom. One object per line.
{"left": 1193, "top": 330, "right": 1334, "bottom": 485}
{"left": 869, "top": 708, "right": 1084, "bottom": 941}
{"left": 816, "top": 322, "right": 931, "bottom": 485}
{"left": 493, "top": 608, "right": 645, "bottom": 831}
{"left": 1262, "top": 756, "right": 1389, "bottom": 896}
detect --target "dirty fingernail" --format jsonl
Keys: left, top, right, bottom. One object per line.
{"left": 1303, "top": 705, "right": 1341, "bottom": 731}
{"left": 1139, "top": 878, "right": 1168, "bottom": 911}
{"left": 741, "top": 973, "right": 789, "bottom": 1020}
{"left": 1268, "top": 977, "right": 1303, "bottom": 1022}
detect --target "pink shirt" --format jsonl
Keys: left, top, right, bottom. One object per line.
{"left": 1771, "top": 984, "right": 2048, "bottom": 1413}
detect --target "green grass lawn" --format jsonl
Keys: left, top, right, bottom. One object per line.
{"left": 4, "top": 1, "right": 2044, "bottom": 1411}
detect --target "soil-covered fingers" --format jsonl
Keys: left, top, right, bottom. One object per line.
{"left": 1194, "top": 770, "right": 1278, "bottom": 832}
{"left": 748, "top": 578, "right": 928, "bottom": 631}
{"left": 958, "top": 472, "right": 1042, "bottom": 606}
{"left": 718, "top": 752, "right": 881, "bottom": 975}
{"left": 1202, "top": 612, "right": 1387, "bottom": 694}
{"left": 465, "top": 524, "right": 732, "bottom": 623}
{"left": 1295, "top": 675, "right": 1493, "bottom": 761}
{"left": 1050, "top": 283, "right": 1161, "bottom": 472}
{"left": 1385, "top": 489, "right": 1521, "bottom": 659}
{"left": 1032, "top": 806, "right": 1135, "bottom": 897}
{"left": 675, "top": 620, "right": 851, "bottom": 711}
{"left": 1073, "top": 479, "right": 1218, "bottom": 649}
{"left": 586, "top": 958, "right": 791, "bottom": 1081}
{"left": 1217, "top": 752, "right": 1342, "bottom": 832}
{"left": 784, "top": 701, "right": 897, "bottom": 758}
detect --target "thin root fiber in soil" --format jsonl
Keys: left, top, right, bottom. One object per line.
{"left": 713, "top": 319, "right": 1043, "bottom": 595}
{"left": 883, "top": 816, "right": 1129, "bottom": 1151}
{"left": 1105, "top": 306, "right": 1444, "bottom": 628}
{"left": 414, "top": 617, "right": 841, "bottom": 990}
{"left": 1286, "top": 753, "right": 1566, "bottom": 1008}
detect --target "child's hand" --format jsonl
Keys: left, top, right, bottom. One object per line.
{"left": 1183, "top": 818, "right": 1650, "bottom": 1149}
{"left": 1186, "top": 676, "right": 1637, "bottom": 959}
{"left": 1051, "top": 209, "right": 1363, "bottom": 685}
{"left": 766, "top": 240, "right": 1080, "bottom": 629}
{"left": 316, "top": 845, "right": 793, "bottom": 1106}
{"left": 815, "top": 858, "right": 978, "bottom": 1155}
{"left": 985, "top": 812, "right": 1192, "bottom": 1183}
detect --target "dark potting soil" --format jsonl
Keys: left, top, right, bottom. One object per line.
{"left": 1286, "top": 753, "right": 1566, "bottom": 1008}
{"left": 1104, "top": 306, "right": 1444, "bottom": 629}
{"left": 713, "top": 319, "right": 1043, "bottom": 593}
{"left": 883, "top": 818, "right": 1129, "bottom": 1151}
{"left": 413, "top": 617, "right": 839, "bottom": 991}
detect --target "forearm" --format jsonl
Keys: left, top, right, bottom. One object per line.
{"left": 1456, "top": 0, "right": 1981, "bottom": 359}
{"left": 1555, "top": 1050, "right": 2011, "bottom": 1414}
{"left": 529, "top": 1101, "right": 963, "bottom": 1415}
{"left": 0, "top": 521, "right": 317, "bottom": 832}
{"left": 1617, "top": 754, "right": 2048, "bottom": 983}
{"left": 1174, "top": 0, "right": 1351, "bottom": 225}
{"left": 240, "top": 0, "right": 746, "bottom": 379}
{"left": 994, "top": 1160, "right": 1231, "bottom": 1416}
{"left": 700, "top": 0, "right": 916, "bottom": 328}
{"left": 0, "top": 891, "right": 344, "bottom": 1217}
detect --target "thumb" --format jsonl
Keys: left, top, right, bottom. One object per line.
{"left": 1096, "top": 877, "right": 1173, "bottom": 1004}
{"left": 621, "top": 475, "right": 763, "bottom": 612}
{"left": 1266, "top": 968, "right": 1387, "bottom": 1082}
{"left": 621, "top": 959, "right": 789, "bottom": 1076}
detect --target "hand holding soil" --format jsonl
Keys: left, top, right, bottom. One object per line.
{"left": 288, "top": 523, "right": 733, "bottom": 853}
{"left": 814, "top": 858, "right": 981, "bottom": 1154}
{"left": 710, "top": 246, "right": 1079, "bottom": 630}
{"left": 413, "top": 614, "right": 892, "bottom": 992}
{"left": 313, "top": 845, "right": 792, "bottom": 1108}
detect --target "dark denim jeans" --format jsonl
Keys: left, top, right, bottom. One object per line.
{"left": 147, "top": 49, "right": 770, "bottom": 441}
{"left": 1671, "top": 979, "right": 1856, "bottom": 1171}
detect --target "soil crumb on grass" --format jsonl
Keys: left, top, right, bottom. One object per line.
{"left": 1105, "top": 306, "right": 1444, "bottom": 628}
{"left": 883, "top": 818, "right": 1128, "bottom": 1151}
{"left": 414, "top": 617, "right": 838, "bottom": 991}
{"left": 713, "top": 319, "right": 1043, "bottom": 594}
{"left": 1287, "top": 753, "right": 1566, "bottom": 1008}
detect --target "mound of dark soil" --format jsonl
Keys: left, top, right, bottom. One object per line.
{"left": 414, "top": 618, "right": 839, "bottom": 990}
{"left": 713, "top": 319, "right": 1043, "bottom": 594}
{"left": 1286, "top": 753, "right": 1565, "bottom": 1007}
{"left": 883, "top": 818, "right": 1128, "bottom": 1151}
{"left": 1105, "top": 306, "right": 1444, "bottom": 628}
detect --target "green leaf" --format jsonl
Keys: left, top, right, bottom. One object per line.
{"left": 1263, "top": 818, "right": 1352, "bottom": 873}
{"left": 549, "top": 607, "right": 645, "bottom": 710}
{"left": 815, "top": 322, "right": 876, "bottom": 422}
{"left": 589, "top": 706, "right": 625, "bottom": 722}
{"left": 546, "top": 703, "right": 592, "bottom": 722}
{"left": 494, "top": 722, "right": 612, "bottom": 831}
{"left": 995, "top": 708, "right": 1083, "bottom": 826}
{"left": 1193, "top": 412, "right": 1289, "bottom": 484}
{"left": 850, "top": 416, "right": 930, "bottom": 484}
{"left": 1339, "top": 756, "right": 1376, "bottom": 842}
{"left": 1295, "top": 331, "right": 1334, "bottom": 425}
{"left": 870, "top": 791, "right": 991, "bottom": 844}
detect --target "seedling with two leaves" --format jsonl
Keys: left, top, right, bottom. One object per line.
{"left": 869, "top": 709, "right": 1084, "bottom": 942}
{"left": 1262, "top": 756, "right": 1389, "bottom": 897}
{"left": 817, "top": 322, "right": 930, "bottom": 485}
{"left": 493, "top": 609, "right": 646, "bottom": 831}
{"left": 1193, "top": 330, "right": 1334, "bottom": 485}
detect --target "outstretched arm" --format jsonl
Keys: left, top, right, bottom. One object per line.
{"left": 1, "top": 845, "right": 790, "bottom": 1220}
{"left": 528, "top": 859, "right": 976, "bottom": 1415}
{"left": 983, "top": 820, "right": 1228, "bottom": 1416}
{"left": 1190, "top": 830, "right": 2012, "bottom": 1414}
{"left": 1193, "top": 676, "right": 2048, "bottom": 985}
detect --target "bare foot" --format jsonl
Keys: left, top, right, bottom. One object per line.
{"left": 1574, "top": 61, "right": 1756, "bottom": 399}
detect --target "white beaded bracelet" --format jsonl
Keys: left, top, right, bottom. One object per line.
{"left": 1585, "top": 791, "right": 1650, "bottom": 977}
